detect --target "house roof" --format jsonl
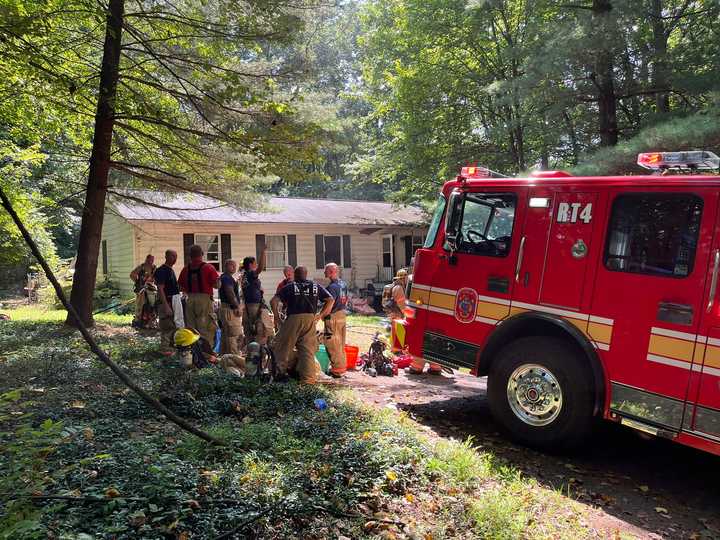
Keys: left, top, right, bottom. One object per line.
{"left": 109, "top": 191, "right": 427, "bottom": 226}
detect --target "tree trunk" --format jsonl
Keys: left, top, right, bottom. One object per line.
{"left": 67, "top": 0, "right": 124, "bottom": 327}
{"left": 650, "top": 0, "right": 670, "bottom": 113}
{"left": 592, "top": 0, "right": 618, "bottom": 146}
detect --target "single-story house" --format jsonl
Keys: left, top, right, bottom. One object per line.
{"left": 99, "top": 191, "right": 428, "bottom": 297}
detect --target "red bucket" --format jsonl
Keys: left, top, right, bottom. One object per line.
{"left": 345, "top": 345, "right": 360, "bottom": 370}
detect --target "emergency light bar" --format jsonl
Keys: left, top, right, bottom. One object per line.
{"left": 460, "top": 165, "right": 491, "bottom": 178}
{"left": 637, "top": 151, "right": 720, "bottom": 171}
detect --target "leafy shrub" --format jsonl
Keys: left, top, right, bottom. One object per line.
{"left": 425, "top": 436, "right": 493, "bottom": 488}
{"left": 467, "top": 484, "right": 528, "bottom": 540}
{"left": 0, "top": 389, "right": 63, "bottom": 539}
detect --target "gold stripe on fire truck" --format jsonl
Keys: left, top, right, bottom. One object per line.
{"left": 647, "top": 327, "right": 720, "bottom": 376}
{"left": 409, "top": 283, "right": 614, "bottom": 351}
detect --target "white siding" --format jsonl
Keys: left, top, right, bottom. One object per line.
{"left": 128, "top": 221, "right": 426, "bottom": 291}
{"left": 98, "top": 212, "right": 136, "bottom": 296}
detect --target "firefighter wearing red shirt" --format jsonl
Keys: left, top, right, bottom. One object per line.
{"left": 178, "top": 244, "right": 220, "bottom": 347}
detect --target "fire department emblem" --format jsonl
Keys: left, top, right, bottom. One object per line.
{"left": 454, "top": 287, "right": 478, "bottom": 324}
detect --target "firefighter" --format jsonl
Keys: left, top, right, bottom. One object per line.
{"left": 178, "top": 245, "right": 220, "bottom": 347}
{"left": 383, "top": 269, "right": 408, "bottom": 319}
{"left": 130, "top": 254, "right": 156, "bottom": 327}
{"left": 218, "top": 259, "right": 244, "bottom": 354}
{"left": 241, "top": 248, "right": 274, "bottom": 345}
{"left": 172, "top": 327, "right": 216, "bottom": 369}
{"left": 273, "top": 266, "right": 334, "bottom": 384}
{"left": 276, "top": 265, "right": 294, "bottom": 295}
{"left": 323, "top": 262, "right": 348, "bottom": 378}
{"left": 385, "top": 269, "right": 441, "bottom": 374}
{"left": 155, "top": 249, "right": 180, "bottom": 356}
{"left": 271, "top": 265, "right": 294, "bottom": 330}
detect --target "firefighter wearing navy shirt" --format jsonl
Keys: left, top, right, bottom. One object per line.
{"left": 273, "top": 266, "right": 334, "bottom": 384}
{"left": 323, "top": 262, "right": 349, "bottom": 378}
{"left": 218, "top": 259, "right": 244, "bottom": 355}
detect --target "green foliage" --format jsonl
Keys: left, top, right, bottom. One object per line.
{"left": 354, "top": 0, "right": 720, "bottom": 201}
{"left": 0, "top": 142, "right": 58, "bottom": 269}
{"left": 0, "top": 389, "right": 63, "bottom": 539}
{"left": 467, "top": 483, "right": 528, "bottom": 540}
{"left": 426, "top": 436, "right": 492, "bottom": 488}
{"left": 573, "top": 104, "right": 720, "bottom": 176}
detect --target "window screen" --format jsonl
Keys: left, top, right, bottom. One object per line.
{"left": 382, "top": 236, "right": 392, "bottom": 267}
{"left": 266, "top": 235, "right": 287, "bottom": 268}
{"left": 195, "top": 234, "right": 220, "bottom": 271}
{"left": 455, "top": 193, "right": 516, "bottom": 257}
{"left": 604, "top": 193, "right": 703, "bottom": 278}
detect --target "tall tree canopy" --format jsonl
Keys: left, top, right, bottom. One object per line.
{"left": 354, "top": 0, "right": 720, "bottom": 202}
{"left": 1, "top": 0, "right": 328, "bottom": 324}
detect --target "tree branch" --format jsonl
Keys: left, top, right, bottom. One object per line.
{"left": 0, "top": 182, "right": 224, "bottom": 447}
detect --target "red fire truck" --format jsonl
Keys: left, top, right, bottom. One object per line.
{"left": 394, "top": 151, "right": 720, "bottom": 455}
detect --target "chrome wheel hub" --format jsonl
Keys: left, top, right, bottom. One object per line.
{"left": 507, "top": 364, "right": 562, "bottom": 426}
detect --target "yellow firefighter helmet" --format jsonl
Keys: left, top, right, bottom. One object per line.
{"left": 174, "top": 327, "right": 200, "bottom": 347}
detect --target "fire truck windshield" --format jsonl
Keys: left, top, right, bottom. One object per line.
{"left": 423, "top": 195, "right": 446, "bottom": 248}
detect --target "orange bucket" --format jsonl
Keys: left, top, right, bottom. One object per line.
{"left": 344, "top": 345, "right": 360, "bottom": 370}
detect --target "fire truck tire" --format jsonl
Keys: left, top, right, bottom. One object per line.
{"left": 488, "top": 337, "right": 595, "bottom": 451}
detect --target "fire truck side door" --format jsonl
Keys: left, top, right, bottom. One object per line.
{"left": 422, "top": 188, "right": 527, "bottom": 370}
{"left": 594, "top": 189, "right": 717, "bottom": 433}
{"left": 688, "top": 197, "right": 720, "bottom": 443}
{"left": 513, "top": 189, "right": 599, "bottom": 311}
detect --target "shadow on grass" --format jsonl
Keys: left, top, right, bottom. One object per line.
{"left": 400, "top": 391, "right": 720, "bottom": 539}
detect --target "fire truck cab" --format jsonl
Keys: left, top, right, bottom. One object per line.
{"left": 396, "top": 152, "right": 720, "bottom": 455}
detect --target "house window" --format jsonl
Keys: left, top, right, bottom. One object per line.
{"left": 315, "top": 235, "right": 352, "bottom": 269}
{"left": 194, "top": 234, "right": 220, "bottom": 271}
{"left": 266, "top": 235, "right": 287, "bottom": 268}
{"left": 405, "top": 233, "right": 426, "bottom": 266}
{"left": 325, "top": 236, "right": 342, "bottom": 266}
{"left": 604, "top": 193, "right": 703, "bottom": 278}
{"left": 382, "top": 235, "right": 393, "bottom": 268}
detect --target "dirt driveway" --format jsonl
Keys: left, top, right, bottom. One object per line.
{"left": 343, "top": 369, "right": 720, "bottom": 540}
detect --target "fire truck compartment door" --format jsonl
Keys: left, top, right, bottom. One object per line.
{"left": 538, "top": 192, "right": 598, "bottom": 310}
{"left": 686, "top": 326, "right": 720, "bottom": 441}
{"left": 688, "top": 202, "right": 720, "bottom": 441}
{"left": 597, "top": 189, "right": 717, "bottom": 432}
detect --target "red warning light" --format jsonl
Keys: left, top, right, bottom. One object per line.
{"left": 460, "top": 165, "right": 490, "bottom": 178}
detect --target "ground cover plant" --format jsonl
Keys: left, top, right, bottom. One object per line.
{"left": 0, "top": 308, "right": 601, "bottom": 539}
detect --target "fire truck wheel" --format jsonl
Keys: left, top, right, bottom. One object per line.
{"left": 488, "top": 337, "right": 594, "bottom": 451}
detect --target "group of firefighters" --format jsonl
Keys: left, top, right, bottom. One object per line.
{"left": 129, "top": 243, "right": 351, "bottom": 384}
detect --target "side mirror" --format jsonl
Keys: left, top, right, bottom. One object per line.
{"left": 444, "top": 189, "right": 464, "bottom": 251}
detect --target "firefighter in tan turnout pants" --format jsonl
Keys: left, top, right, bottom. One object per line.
{"left": 323, "top": 263, "right": 349, "bottom": 378}
{"left": 178, "top": 245, "right": 220, "bottom": 347}
{"left": 218, "top": 259, "right": 244, "bottom": 355}
{"left": 272, "top": 266, "right": 334, "bottom": 384}
{"left": 155, "top": 250, "right": 180, "bottom": 355}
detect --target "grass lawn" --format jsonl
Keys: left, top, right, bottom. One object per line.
{"left": 0, "top": 308, "right": 601, "bottom": 539}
